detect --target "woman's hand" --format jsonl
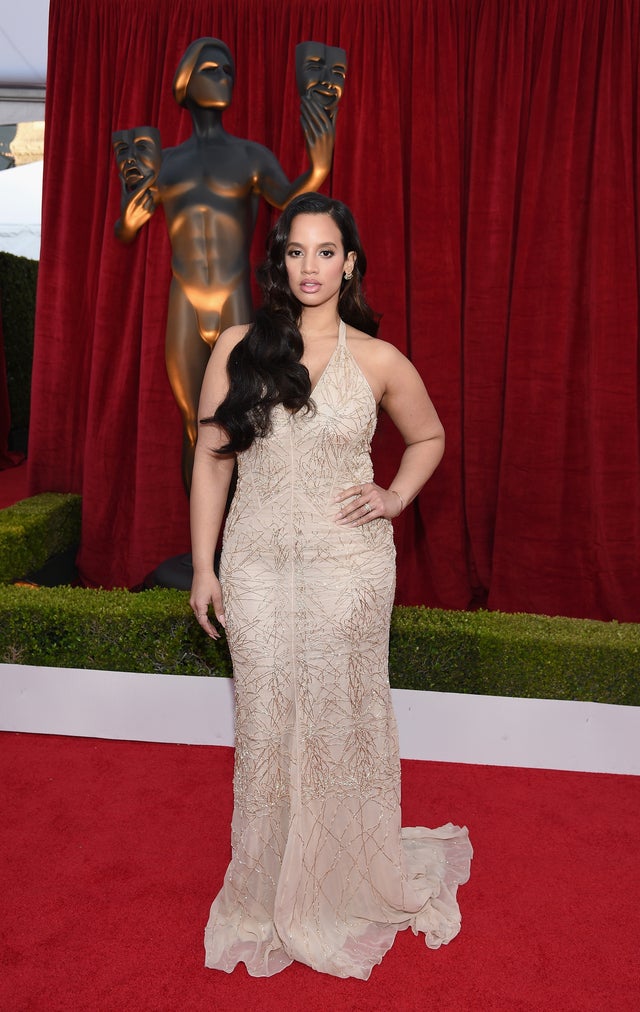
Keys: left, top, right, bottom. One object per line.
{"left": 333, "top": 482, "right": 404, "bottom": 526}
{"left": 190, "top": 571, "right": 226, "bottom": 640}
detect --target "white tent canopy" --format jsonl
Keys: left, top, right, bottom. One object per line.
{"left": 0, "top": 3, "right": 48, "bottom": 87}
{"left": 0, "top": 159, "right": 43, "bottom": 259}
{"left": 0, "top": 3, "right": 48, "bottom": 124}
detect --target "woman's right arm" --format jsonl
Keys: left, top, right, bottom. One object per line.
{"left": 189, "top": 325, "right": 247, "bottom": 638}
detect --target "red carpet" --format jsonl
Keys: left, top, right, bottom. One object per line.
{"left": 1, "top": 732, "right": 638, "bottom": 1011}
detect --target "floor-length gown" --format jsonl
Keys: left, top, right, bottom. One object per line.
{"left": 204, "top": 321, "right": 472, "bottom": 979}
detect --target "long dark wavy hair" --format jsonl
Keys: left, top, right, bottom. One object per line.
{"left": 204, "top": 192, "right": 380, "bottom": 453}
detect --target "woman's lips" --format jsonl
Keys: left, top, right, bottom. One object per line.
{"left": 301, "top": 280, "right": 320, "bottom": 292}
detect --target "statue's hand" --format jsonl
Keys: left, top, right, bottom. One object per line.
{"left": 114, "top": 173, "right": 158, "bottom": 243}
{"left": 300, "top": 94, "right": 335, "bottom": 172}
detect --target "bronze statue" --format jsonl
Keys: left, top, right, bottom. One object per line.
{"left": 113, "top": 38, "right": 345, "bottom": 492}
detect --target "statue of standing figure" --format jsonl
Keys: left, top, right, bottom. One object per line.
{"left": 113, "top": 38, "right": 347, "bottom": 493}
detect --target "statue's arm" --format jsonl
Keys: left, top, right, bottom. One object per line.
{"left": 256, "top": 95, "right": 335, "bottom": 210}
{"left": 114, "top": 173, "right": 159, "bottom": 243}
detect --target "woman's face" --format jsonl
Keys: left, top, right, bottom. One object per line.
{"left": 285, "top": 213, "right": 355, "bottom": 307}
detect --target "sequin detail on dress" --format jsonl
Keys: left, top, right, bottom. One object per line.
{"left": 204, "top": 320, "right": 472, "bottom": 979}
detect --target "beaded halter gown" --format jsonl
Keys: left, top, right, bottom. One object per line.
{"left": 204, "top": 320, "right": 472, "bottom": 979}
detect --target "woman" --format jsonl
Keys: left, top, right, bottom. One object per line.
{"left": 190, "top": 193, "right": 472, "bottom": 979}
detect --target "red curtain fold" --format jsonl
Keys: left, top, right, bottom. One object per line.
{"left": 28, "top": 0, "right": 640, "bottom": 619}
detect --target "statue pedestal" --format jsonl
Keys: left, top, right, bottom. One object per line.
{"left": 144, "top": 550, "right": 221, "bottom": 591}
{"left": 146, "top": 552, "right": 193, "bottom": 591}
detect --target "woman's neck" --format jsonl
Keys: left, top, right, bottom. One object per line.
{"left": 299, "top": 305, "right": 341, "bottom": 340}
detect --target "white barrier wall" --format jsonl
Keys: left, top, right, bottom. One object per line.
{"left": 1, "top": 663, "right": 639, "bottom": 775}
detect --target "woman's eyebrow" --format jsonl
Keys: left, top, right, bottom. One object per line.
{"left": 286, "top": 241, "right": 339, "bottom": 248}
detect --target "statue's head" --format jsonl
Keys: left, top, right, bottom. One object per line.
{"left": 295, "top": 41, "right": 347, "bottom": 117}
{"left": 173, "top": 38, "right": 235, "bottom": 109}
{"left": 112, "top": 126, "right": 162, "bottom": 192}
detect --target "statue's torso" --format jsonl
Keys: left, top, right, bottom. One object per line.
{"left": 157, "top": 135, "right": 265, "bottom": 293}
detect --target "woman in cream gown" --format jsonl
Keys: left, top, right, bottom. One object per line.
{"left": 190, "top": 193, "right": 472, "bottom": 979}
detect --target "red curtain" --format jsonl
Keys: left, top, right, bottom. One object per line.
{"left": 28, "top": 0, "right": 640, "bottom": 620}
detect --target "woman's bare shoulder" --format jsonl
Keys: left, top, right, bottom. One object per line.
{"left": 218, "top": 323, "right": 251, "bottom": 347}
{"left": 210, "top": 324, "right": 251, "bottom": 362}
{"left": 344, "top": 327, "right": 411, "bottom": 402}
{"left": 345, "top": 326, "right": 408, "bottom": 366}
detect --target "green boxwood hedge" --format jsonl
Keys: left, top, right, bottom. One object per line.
{"left": 1, "top": 491, "right": 638, "bottom": 705}
{"left": 389, "top": 606, "right": 640, "bottom": 705}
{"left": 0, "top": 585, "right": 232, "bottom": 677}
{"left": 0, "top": 493, "right": 81, "bottom": 584}
{"left": 1, "top": 582, "right": 639, "bottom": 705}
{"left": 0, "top": 251, "right": 38, "bottom": 438}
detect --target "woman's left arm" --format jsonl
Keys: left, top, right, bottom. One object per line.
{"left": 335, "top": 344, "right": 445, "bottom": 526}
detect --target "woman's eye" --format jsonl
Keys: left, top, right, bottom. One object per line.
{"left": 319, "top": 250, "right": 334, "bottom": 257}
{"left": 287, "top": 249, "right": 302, "bottom": 257}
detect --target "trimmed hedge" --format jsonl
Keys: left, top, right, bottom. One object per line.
{"left": 0, "top": 251, "right": 38, "bottom": 436}
{"left": 1, "top": 583, "right": 639, "bottom": 705}
{"left": 1, "top": 493, "right": 638, "bottom": 703}
{"left": 0, "top": 493, "right": 82, "bottom": 584}
{"left": 0, "top": 585, "right": 232, "bottom": 677}
{"left": 389, "top": 607, "right": 640, "bottom": 705}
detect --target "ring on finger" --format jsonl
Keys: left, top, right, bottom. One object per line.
{"left": 363, "top": 502, "right": 372, "bottom": 513}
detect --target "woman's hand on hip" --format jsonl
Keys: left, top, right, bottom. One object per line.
{"left": 333, "top": 482, "right": 404, "bottom": 526}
